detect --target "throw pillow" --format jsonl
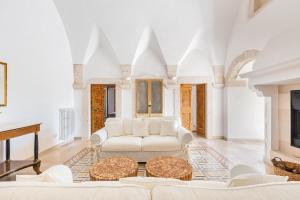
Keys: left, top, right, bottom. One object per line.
{"left": 160, "top": 119, "right": 178, "bottom": 136}
{"left": 123, "top": 119, "right": 133, "bottom": 135}
{"left": 147, "top": 118, "right": 161, "bottom": 135}
{"left": 227, "top": 173, "right": 289, "bottom": 187}
{"left": 132, "top": 118, "right": 149, "bottom": 137}
{"left": 119, "top": 177, "right": 186, "bottom": 189}
{"left": 105, "top": 120, "right": 124, "bottom": 137}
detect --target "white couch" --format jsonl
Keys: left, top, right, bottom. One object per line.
{"left": 91, "top": 117, "right": 193, "bottom": 162}
{"left": 6, "top": 164, "right": 299, "bottom": 200}
{"left": 2, "top": 181, "right": 300, "bottom": 200}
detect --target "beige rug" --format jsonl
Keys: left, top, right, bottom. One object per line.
{"left": 64, "top": 141, "right": 232, "bottom": 182}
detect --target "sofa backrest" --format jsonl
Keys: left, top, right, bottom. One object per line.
{"left": 0, "top": 182, "right": 151, "bottom": 200}
{"left": 152, "top": 182, "right": 300, "bottom": 200}
{"left": 105, "top": 117, "right": 181, "bottom": 136}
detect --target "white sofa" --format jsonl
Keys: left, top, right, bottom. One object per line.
{"left": 5, "top": 164, "right": 299, "bottom": 200}
{"left": 2, "top": 181, "right": 300, "bottom": 200}
{"left": 91, "top": 117, "right": 193, "bottom": 162}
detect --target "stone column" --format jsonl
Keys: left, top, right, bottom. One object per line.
{"left": 73, "top": 64, "right": 85, "bottom": 138}
{"left": 119, "top": 64, "right": 133, "bottom": 118}
{"left": 120, "top": 64, "right": 132, "bottom": 89}
{"left": 166, "top": 65, "right": 178, "bottom": 117}
{"left": 212, "top": 66, "right": 225, "bottom": 138}
{"left": 73, "top": 64, "right": 84, "bottom": 89}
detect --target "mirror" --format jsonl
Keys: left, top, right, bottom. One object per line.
{"left": 0, "top": 62, "right": 7, "bottom": 106}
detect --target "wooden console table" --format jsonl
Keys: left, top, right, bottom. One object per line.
{"left": 0, "top": 122, "right": 42, "bottom": 179}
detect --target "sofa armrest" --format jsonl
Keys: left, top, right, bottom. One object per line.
{"left": 230, "top": 164, "right": 260, "bottom": 179}
{"left": 91, "top": 127, "right": 108, "bottom": 147}
{"left": 16, "top": 165, "right": 73, "bottom": 183}
{"left": 177, "top": 126, "right": 193, "bottom": 145}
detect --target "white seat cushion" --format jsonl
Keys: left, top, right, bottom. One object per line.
{"left": 142, "top": 136, "right": 181, "bottom": 152}
{"left": 102, "top": 136, "right": 142, "bottom": 152}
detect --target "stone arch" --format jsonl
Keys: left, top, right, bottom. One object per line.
{"left": 226, "top": 49, "right": 260, "bottom": 87}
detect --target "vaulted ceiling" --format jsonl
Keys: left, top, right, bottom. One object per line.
{"left": 54, "top": 0, "right": 242, "bottom": 70}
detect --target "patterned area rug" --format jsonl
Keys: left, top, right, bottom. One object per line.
{"left": 64, "top": 141, "right": 232, "bottom": 182}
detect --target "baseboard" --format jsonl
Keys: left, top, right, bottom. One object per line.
{"left": 224, "top": 137, "right": 264, "bottom": 143}
{"left": 206, "top": 136, "right": 225, "bottom": 140}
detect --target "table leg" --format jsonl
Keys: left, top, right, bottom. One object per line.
{"left": 34, "top": 133, "right": 39, "bottom": 160}
{"left": 6, "top": 139, "right": 10, "bottom": 161}
{"left": 33, "top": 133, "right": 41, "bottom": 174}
{"left": 33, "top": 160, "right": 41, "bottom": 174}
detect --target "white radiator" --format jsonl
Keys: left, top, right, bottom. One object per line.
{"left": 59, "top": 108, "right": 75, "bottom": 140}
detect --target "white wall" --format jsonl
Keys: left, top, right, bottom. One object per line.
{"left": 226, "top": 87, "right": 265, "bottom": 140}
{"left": 225, "top": 0, "right": 300, "bottom": 74}
{"left": 223, "top": 0, "right": 300, "bottom": 141}
{"left": 0, "top": 0, "right": 73, "bottom": 160}
{"left": 84, "top": 48, "right": 121, "bottom": 80}
{"left": 178, "top": 50, "right": 213, "bottom": 77}
{"left": 133, "top": 49, "right": 167, "bottom": 78}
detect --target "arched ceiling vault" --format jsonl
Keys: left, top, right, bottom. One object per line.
{"left": 54, "top": 0, "right": 242, "bottom": 71}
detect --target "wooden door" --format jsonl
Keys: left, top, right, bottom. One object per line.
{"left": 91, "top": 84, "right": 105, "bottom": 134}
{"left": 180, "top": 84, "right": 193, "bottom": 131}
{"left": 196, "top": 84, "right": 206, "bottom": 137}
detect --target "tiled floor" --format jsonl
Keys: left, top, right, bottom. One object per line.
{"left": 0, "top": 136, "right": 272, "bottom": 181}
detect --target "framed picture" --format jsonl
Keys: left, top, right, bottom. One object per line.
{"left": 0, "top": 62, "right": 7, "bottom": 106}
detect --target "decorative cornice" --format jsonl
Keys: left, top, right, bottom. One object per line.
{"left": 119, "top": 79, "right": 131, "bottom": 89}
{"left": 213, "top": 83, "right": 225, "bottom": 89}
{"left": 166, "top": 65, "right": 177, "bottom": 79}
{"left": 73, "top": 64, "right": 84, "bottom": 89}
{"left": 164, "top": 79, "right": 178, "bottom": 89}
{"left": 120, "top": 64, "right": 132, "bottom": 80}
{"left": 214, "top": 68, "right": 225, "bottom": 85}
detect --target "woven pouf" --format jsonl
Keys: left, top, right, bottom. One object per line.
{"left": 90, "top": 157, "right": 138, "bottom": 181}
{"left": 146, "top": 156, "right": 192, "bottom": 181}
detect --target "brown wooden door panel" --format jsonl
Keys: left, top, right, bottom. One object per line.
{"left": 196, "top": 84, "right": 206, "bottom": 137}
{"left": 91, "top": 84, "right": 105, "bottom": 134}
{"left": 180, "top": 84, "right": 193, "bottom": 131}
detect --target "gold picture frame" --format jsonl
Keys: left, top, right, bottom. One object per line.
{"left": 0, "top": 62, "right": 7, "bottom": 106}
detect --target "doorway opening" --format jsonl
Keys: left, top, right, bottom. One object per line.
{"left": 91, "top": 84, "right": 116, "bottom": 134}
{"left": 180, "top": 84, "right": 206, "bottom": 137}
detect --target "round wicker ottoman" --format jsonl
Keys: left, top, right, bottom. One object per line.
{"left": 145, "top": 156, "right": 193, "bottom": 181}
{"left": 89, "top": 157, "right": 138, "bottom": 181}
